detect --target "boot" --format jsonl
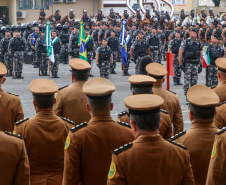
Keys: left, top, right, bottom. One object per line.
{"left": 173, "top": 77, "right": 177, "bottom": 85}
{"left": 54, "top": 72, "right": 59, "bottom": 78}
{"left": 186, "top": 98, "right": 189, "bottom": 105}
{"left": 34, "top": 63, "right": 38, "bottom": 68}
{"left": 40, "top": 70, "right": 44, "bottom": 76}
{"left": 44, "top": 70, "right": 48, "bottom": 76}
{"left": 123, "top": 71, "right": 131, "bottom": 76}
{"left": 8, "top": 70, "right": 12, "bottom": 76}
{"left": 177, "top": 78, "right": 183, "bottom": 85}
{"left": 51, "top": 72, "right": 55, "bottom": 78}
{"left": 111, "top": 70, "right": 117, "bottom": 74}
{"left": 17, "top": 73, "right": 24, "bottom": 79}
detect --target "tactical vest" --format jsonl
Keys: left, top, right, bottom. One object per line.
{"left": 159, "top": 33, "right": 165, "bottom": 43}
{"left": 201, "top": 13, "right": 207, "bottom": 19}
{"left": 13, "top": 38, "right": 24, "bottom": 51}
{"left": 39, "top": 12, "right": 46, "bottom": 20}
{"left": 60, "top": 32, "right": 69, "bottom": 43}
{"left": 209, "top": 44, "right": 222, "bottom": 65}
{"left": 171, "top": 38, "right": 182, "bottom": 55}
{"left": 183, "top": 39, "right": 200, "bottom": 61}
{"left": 86, "top": 38, "right": 93, "bottom": 51}
{"left": 97, "top": 14, "right": 103, "bottom": 21}
{"left": 181, "top": 14, "right": 185, "bottom": 20}
{"left": 148, "top": 36, "right": 159, "bottom": 48}
{"left": 110, "top": 13, "right": 115, "bottom": 19}
{"left": 137, "top": 14, "right": 141, "bottom": 20}
{"left": 124, "top": 13, "right": 129, "bottom": 19}
{"left": 201, "top": 28, "right": 206, "bottom": 40}
{"left": 207, "top": 29, "right": 213, "bottom": 39}
{"left": 38, "top": 38, "right": 47, "bottom": 53}
{"left": 210, "top": 12, "right": 214, "bottom": 17}
{"left": 106, "top": 29, "right": 112, "bottom": 38}
{"left": 99, "top": 46, "right": 111, "bottom": 60}
{"left": 216, "top": 29, "right": 222, "bottom": 40}
{"left": 108, "top": 37, "right": 118, "bottom": 51}
{"left": 55, "top": 14, "right": 61, "bottom": 21}
{"left": 191, "top": 12, "right": 195, "bottom": 18}
{"left": 25, "top": 30, "right": 32, "bottom": 40}
{"left": 70, "top": 14, "right": 75, "bottom": 19}
{"left": 93, "top": 30, "right": 98, "bottom": 41}
{"left": 72, "top": 35, "right": 79, "bottom": 48}
{"left": 146, "top": 13, "right": 151, "bottom": 19}
{"left": 115, "top": 31, "right": 120, "bottom": 38}
{"left": 163, "top": 30, "right": 171, "bottom": 41}
{"left": 53, "top": 39, "right": 61, "bottom": 52}
{"left": 3, "top": 38, "right": 10, "bottom": 52}
{"left": 83, "top": 15, "right": 88, "bottom": 22}
{"left": 100, "top": 29, "right": 105, "bottom": 40}
{"left": 134, "top": 40, "right": 147, "bottom": 56}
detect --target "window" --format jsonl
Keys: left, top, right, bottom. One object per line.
{"left": 19, "top": 0, "right": 49, "bottom": 10}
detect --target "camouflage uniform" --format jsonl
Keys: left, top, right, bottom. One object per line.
{"left": 162, "top": 29, "right": 171, "bottom": 60}
{"left": 68, "top": 31, "right": 79, "bottom": 58}
{"left": 157, "top": 31, "right": 166, "bottom": 63}
{"left": 51, "top": 37, "right": 62, "bottom": 77}
{"left": 96, "top": 45, "right": 112, "bottom": 79}
{"left": 104, "top": 29, "right": 114, "bottom": 39}
{"left": 8, "top": 36, "right": 27, "bottom": 78}
{"left": 86, "top": 35, "right": 94, "bottom": 67}
{"left": 92, "top": 29, "right": 99, "bottom": 57}
{"left": 60, "top": 30, "right": 70, "bottom": 64}
{"left": 107, "top": 36, "right": 119, "bottom": 73}
{"left": 206, "top": 43, "right": 225, "bottom": 87}
{"left": 146, "top": 34, "right": 161, "bottom": 63}
{"left": 180, "top": 38, "right": 202, "bottom": 95}
{"left": 0, "top": 37, "right": 12, "bottom": 74}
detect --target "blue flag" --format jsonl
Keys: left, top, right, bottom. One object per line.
{"left": 120, "top": 20, "right": 127, "bottom": 66}
{"left": 50, "top": 0, "right": 53, "bottom": 7}
{"left": 31, "top": 32, "right": 35, "bottom": 46}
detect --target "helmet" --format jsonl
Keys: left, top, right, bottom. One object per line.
{"left": 137, "top": 9, "right": 140, "bottom": 12}
{"left": 56, "top": 23, "right": 62, "bottom": 30}
{"left": 156, "top": 11, "right": 160, "bottom": 14}
{"left": 124, "top": 9, "right": 127, "bottom": 12}
{"left": 22, "top": 24, "right": 27, "bottom": 29}
{"left": 146, "top": 8, "right": 149, "bottom": 12}
{"left": 84, "top": 10, "right": 87, "bottom": 13}
{"left": 6, "top": 25, "right": 10, "bottom": 31}
{"left": 56, "top": 8, "right": 60, "bottom": 12}
{"left": 181, "top": 9, "right": 184, "bottom": 12}
{"left": 1, "top": 26, "right": 6, "bottom": 31}
{"left": 27, "top": 22, "right": 32, "bottom": 27}
{"left": 70, "top": 9, "right": 74, "bottom": 12}
{"left": 11, "top": 25, "right": 16, "bottom": 30}
{"left": 63, "top": 24, "right": 69, "bottom": 29}
{"left": 40, "top": 8, "right": 44, "bottom": 10}
{"left": 33, "top": 21, "right": 38, "bottom": 27}
{"left": 98, "top": 9, "right": 102, "bottom": 12}
{"left": 210, "top": 8, "right": 213, "bottom": 11}
{"left": 16, "top": 25, "right": 21, "bottom": 30}
{"left": 191, "top": 8, "right": 194, "bottom": 12}
{"left": 0, "top": 20, "right": 3, "bottom": 24}
{"left": 110, "top": 8, "right": 114, "bottom": 11}
{"left": 38, "top": 24, "right": 44, "bottom": 30}
{"left": 50, "top": 25, "right": 54, "bottom": 31}
{"left": 201, "top": 8, "right": 205, "bottom": 12}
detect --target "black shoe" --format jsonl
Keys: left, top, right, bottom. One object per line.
{"left": 111, "top": 71, "right": 117, "bottom": 74}
{"left": 90, "top": 74, "right": 94, "bottom": 77}
{"left": 34, "top": 64, "right": 38, "bottom": 68}
{"left": 54, "top": 72, "right": 59, "bottom": 78}
{"left": 177, "top": 78, "right": 183, "bottom": 85}
{"left": 123, "top": 72, "right": 131, "bottom": 76}
{"left": 44, "top": 70, "right": 48, "bottom": 76}
{"left": 17, "top": 73, "right": 24, "bottom": 79}
{"left": 8, "top": 70, "right": 12, "bottom": 76}
{"left": 186, "top": 99, "right": 189, "bottom": 105}
{"left": 173, "top": 78, "right": 177, "bottom": 85}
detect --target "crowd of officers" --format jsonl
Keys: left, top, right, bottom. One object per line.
{"left": 2, "top": 55, "right": 226, "bottom": 185}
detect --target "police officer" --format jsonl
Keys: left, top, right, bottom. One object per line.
{"left": 51, "top": 30, "right": 62, "bottom": 78}
{"left": 95, "top": 9, "right": 104, "bottom": 24}
{"left": 35, "top": 30, "right": 48, "bottom": 76}
{"left": 0, "top": 29, "right": 12, "bottom": 76}
{"left": 190, "top": 8, "right": 195, "bottom": 20}
{"left": 200, "top": 8, "right": 207, "bottom": 25}
{"left": 179, "top": 28, "right": 203, "bottom": 104}
{"left": 163, "top": 24, "right": 171, "bottom": 60}
{"left": 168, "top": 30, "right": 183, "bottom": 85}
{"left": 179, "top": 9, "right": 186, "bottom": 24}
{"left": 96, "top": 38, "right": 113, "bottom": 79}
{"left": 10, "top": 25, "right": 16, "bottom": 37}
{"left": 54, "top": 8, "right": 61, "bottom": 24}
{"left": 38, "top": 8, "right": 46, "bottom": 24}
{"left": 130, "top": 31, "right": 150, "bottom": 74}
{"left": 81, "top": 10, "right": 89, "bottom": 25}
{"left": 124, "top": 28, "right": 132, "bottom": 76}
{"left": 68, "top": 9, "right": 75, "bottom": 26}
{"left": 144, "top": 9, "right": 151, "bottom": 20}
{"left": 1, "top": 13, "right": 8, "bottom": 26}
{"left": 155, "top": 11, "right": 161, "bottom": 25}
{"left": 213, "top": 22, "right": 223, "bottom": 46}
{"left": 206, "top": 34, "right": 225, "bottom": 87}
{"left": 135, "top": 9, "right": 142, "bottom": 26}
{"left": 107, "top": 30, "right": 119, "bottom": 74}
{"left": 92, "top": 24, "right": 100, "bottom": 58}
{"left": 108, "top": 8, "right": 116, "bottom": 25}
{"left": 147, "top": 27, "right": 161, "bottom": 63}
{"left": 205, "top": 22, "right": 215, "bottom": 44}
{"left": 105, "top": 24, "right": 114, "bottom": 39}
{"left": 69, "top": 26, "right": 79, "bottom": 58}
{"left": 23, "top": 22, "right": 32, "bottom": 41}
{"left": 8, "top": 30, "right": 27, "bottom": 79}
{"left": 157, "top": 26, "right": 166, "bottom": 63}
{"left": 198, "top": 22, "right": 208, "bottom": 47}
{"left": 85, "top": 28, "right": 94, "bottom": 75}
{"left": 56, "top": 23, "right": 63, "bottom": 38}
{"left": 208, "top": 8, "right": 214, "bottom": 17}
{"left": 122, "top": 9, "right": 129, "bottom": 21}
{"left": 60, "top": 24, "right": 70, "bottom": 64}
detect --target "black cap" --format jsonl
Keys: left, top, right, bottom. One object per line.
{"left": 74, "top": 25, "right": 79, "bottom": 29}
{"left": 212, "top": 34, "right": 218, "bottom": 39}
{"left": 85, "top": 28, "right": 89, "bottom": 31}
{"left": 175, "top": 30, "right": 181, "bottom": 34}
{"left": 217, "top": 22, "right": 222, "bottom": 25}
{"left": 128, "top": 24, "right": 132, "bottom": 27}
{"left": 138, "top": 31, "right": 144, "bottom": 35}
{"left": 111, "top": 30, "right": 115, "bottom": 33}
{"left": 190, "top": 28, "right": 197, "bottom": 32}
{"left": 125, "top": 28, "right": 129, "bottom": 31}
{"left": 41, "top": 30, "right": 45, "bottom": 33}
{"left": 152, "top": 26, "right": 156, "bottom": 29}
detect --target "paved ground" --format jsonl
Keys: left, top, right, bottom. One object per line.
{"left": 2, "top": 58, "right": 206, "bottom": 130}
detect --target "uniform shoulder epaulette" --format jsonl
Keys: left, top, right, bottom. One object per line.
{"left": 216, "top": 101, "right": 226, "bottom": 107}
{"left": 14, "top": 118, "right": 29, "bottom": 126}
{"left": 116, "top": 121, "right": 131, "bottom": 129}
{"left": 70, "top": 122, "right": 87, "bottom": 132}
{"left": 165, "top": 89, "right": 177, "bottom": 95}
{"left": 216, "top": 127, "right": 226, "bottom": 135}
{"left": 60, "top": 116, "right": 76, "bottom": 125}
{"left": 7, "top": 92, "right": 19, "bottom": 97}
{"left": 112, "top": 142, "right": 133, "bottom": 155}
{"left": 59, "top": 84, "right": 69, "bottom": 90}
{"left": 118, "top": 110, "right": 128, "bottom": 117}
{"left": 160, "top": 109, "right": 169, "bottom": 114}
{"left": 167, "top": 140, "right": 188, "bottom": 149}
{"left": 168, "top": 130, "right": 186, "bottom": 141}
{"left": 211, "top": 85, "right": 217, "bottom": 89}
{"left": 4, "top": 131, "right": 23, "bottom": 139}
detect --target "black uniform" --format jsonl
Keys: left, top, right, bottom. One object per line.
{"left": 60, "top": 30, "right": 70, "bottom": 64}
{"left": 107, "top": 36, "right": 119, "bottom": 73}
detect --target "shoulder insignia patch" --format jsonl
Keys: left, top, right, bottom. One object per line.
{"left": 211, "top": 143, "right": 217, "bottom": 158}
{"left": 169, "top": 130, "right": 186, "bottom": 141}
{"left": 4, "top": 131, "right": 23, "bottom": 139}
{"left": 60, "top": 116, "right": 76, "bottom": 125}
{"left": 211, "top": 85, "right": 217, "bottom": 89}
{"left": 216, "top": 101, "right": 226, "bottom": 107}
{"left": 14, "top": 118, "right": 29, "bottom": 126}
{"left": 116, "top": 121, "right": 131, "bottom": 129}
{"left": 165, "top": 89, "right": 177, "bottom": 95}
{"left": 7, "top": 92, "right": 19, "bottom": 96}
{"left": 167, "top": 140, "right": 188, "bottom": 149}
{"left": 216, "top": 127, "right": 226, "bottom": 135}
{"left": 118, "top": 110, "right": 128, "bottom": 117}
{"left": 160, "top": 109, "right": 169, "bottom": 114}
{"left": 112, "top": 142, "right": 133, "bottom": 155}
{"left": 70, "top": 122, "right": 87, "bottom": 132}
{"left": 59, "top": 84, "right": 69, "bottom": 90}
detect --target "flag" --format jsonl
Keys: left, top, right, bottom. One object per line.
{"left": 45, "top": 20, "right": 55, "bottom": 63}
{"left": 31, "top": 32, "right": 35, "bottom": 46}
{"left": 50, "top": 0, "right": 53, "bottom": 7}
{"left": 166, "top": 52, "right": 175, "bottom": 77}
{"left": 78, "top": 21, "right": 87, "bottom": 61}
{"left": 203, "top": 42, "right": 210, "bottom": 68}
{"left": 120, "top": 20, "right": 127, "bottom": 66}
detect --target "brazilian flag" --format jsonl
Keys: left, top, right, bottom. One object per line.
{"left": 78, "top": 21, "right": 87, "bottom": 61}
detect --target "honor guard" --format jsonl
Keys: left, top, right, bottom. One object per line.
{"left": 107, "top": 30, "right": 119, "bottom": 74}
{"left": 38, "top": 8, "right": 46, "bottom": 24}
{"left": 54, "top": 8, "right": 61, "bottom": 24}
{"left": 0, "top": 63, "right": 24, "bottom": 132}
{"left": 68, "top": 9, "right": 75, "bottom": 26}
{"left": 168, "top": 30, "right": 183, "bottom": 85}
{"left": 60, "top": 24, "right": 70, "bottom": 64}
{"left": 178, "top": 28, "right": 203, "bottom": 104}
{"left": 206, "top": 35, "right": 225, "bottom": 87}
{"left": 0, "top": 29, "right": 12, "bottom": 75}
{"left": 68, "top": 25, "right": 80, "bottom": 58}
{"left": 51, "top": 29, "right": 62, "bottom": 78}
{"left": 81, "top": 10, "right": 89, "bottom": 24}
{"left": 107, "top": 94, "right": 194, "bottom": 185}
{"left": 96, "top": 38, "right": 113, "bottom": 79}
{"left": 35, "top": 30, "right": 49, "bottom": 76}
{"left": 54, "top": 59, "right": 91, "bottom": 124}
{"left": 8, "top": 29, "right": 27, "bottom": 79}
{"left": 171, "top": 85, "right": 219, "bottom": 185}
{"left": 14, "top": 79, "right": 74, "bottom": 185}
{"left": 130, "top": 31, "right": 150, "bottom": 74}
{"left": 123, "top": 28, "right": 132, "bottom": 76}
{"left": 146, "top": 63, "right": 184, "bottom": 135}
{"left": 62, "top": 77, "right": 134, "bottom": 185}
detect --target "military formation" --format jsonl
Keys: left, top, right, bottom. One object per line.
{"left": 1, "top": 7, "right": 226, "bottom": 185}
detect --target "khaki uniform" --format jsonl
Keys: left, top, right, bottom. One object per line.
{"left": 212, "top": 80, "right": 226, "bottom": 102}
{"left": 117, "top": 109, "right": 173, "bottom": 139}
{"left": 153, "top": 86, "right": 184, "bottom": 134}
{"left": 14, "top": 111, "right": 74, "bottom": 185}
{"left": 206, "top": 128, "right": 226, "bottom": 185}
{"left": 0, "top": 131, "right": 30, "bottom": 185}
{"left": 63, "top": 116, "right": 135, "bottom": 185}
{"left": 213, "top": 102, "right": 226, "bottom": 128}
{"left": 54, "top": 81, "right": 91, "bottom": 125}
{"left": 0, "top": 87, "right": 24, "bottom": 132}
{"left": 173, "top": 123, "right": 217, "bottom": 185}
{"left": 107, "top": 135, "right": 195, "bottom": 185}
